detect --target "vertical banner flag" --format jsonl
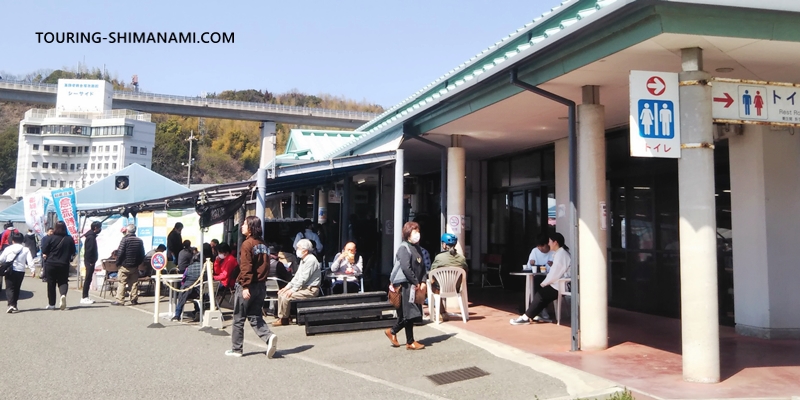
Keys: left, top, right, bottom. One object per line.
{"left": 23, "top": 193, "right": 50, "bottom": 237}
{"left": 51, "top": 188, "right": 80, "bottom": 247}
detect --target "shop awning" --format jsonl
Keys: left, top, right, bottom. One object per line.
{"left": 80, "top": 151, "right": 397, "bottom": 226}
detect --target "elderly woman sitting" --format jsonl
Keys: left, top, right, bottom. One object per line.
{"left": 330, "top": 241, "right": 363, "bottom": 294}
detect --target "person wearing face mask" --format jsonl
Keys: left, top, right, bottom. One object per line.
{"left": 385, "top": 221, "right": 428, "bottom": 350}
{"left": 330, "top": 241, "right": 363, "bottom": 294}
{"left": 273, "top": 238, "right": 321, "bottom": 327}
{"left": 213, "top": 242, "right": 238, "bottom": 290}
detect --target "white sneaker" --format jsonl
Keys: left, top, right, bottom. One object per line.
{"left": 59, "top": 295, "right": 67, "bottom": 310}
{"left": 224, "top": 350, "right": 243, "bottom": 358}
{"left": 266, "top": 334, "right": 278, "bottom": 359}
{"left": 45, "top": 305, "right": 56, "bottom": 310}
{"left": 6, "top": 306, "right": 13, "bottom": 313}
{"left": 532, "top": 315, "right": 552, "bottom": 323}
{"left": 509, "top": 315, "right": 531, "bottom": 325}
{"left": 80, "top": 298, "right": 95, "bottom": 305}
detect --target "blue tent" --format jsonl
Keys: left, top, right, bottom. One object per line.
{"left": 0, "top": 164, "right": 190, "bottom": 222}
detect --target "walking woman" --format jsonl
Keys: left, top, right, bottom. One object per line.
{"left": 40, "top": 221, "right": 76, "bottom": 310}
{"left": 510, "top": 231, "right": 571, "bottom": 325}
{"left": 385, "top": 221, "right": 427, "bottom": 350}
{"left": 2, "top": 232, "right": 34, "bottom": 313}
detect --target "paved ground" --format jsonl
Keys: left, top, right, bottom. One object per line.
{"left": 0, "top": 278, "right": 620, "bottom": 400}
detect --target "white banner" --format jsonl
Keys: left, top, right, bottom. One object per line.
{"left": 23, "top": 193, "right": 50, "bottom": 237}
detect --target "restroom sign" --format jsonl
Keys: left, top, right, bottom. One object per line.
{"left": 630, "top": 71, "right": 681, "bottom": 159}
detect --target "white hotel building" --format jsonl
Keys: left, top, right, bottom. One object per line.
{"left": 14, "top": 79, "right": 155, "bottom": 198}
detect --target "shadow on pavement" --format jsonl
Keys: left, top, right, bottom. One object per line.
{"left": 418, "top": 333, "right": 456, "bottom": 347}
{"left": 272, "top": 344, "right": 314, "bottom": 358}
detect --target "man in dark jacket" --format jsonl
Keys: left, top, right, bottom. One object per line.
{"left": 167, "top": 222, "right": 183, "bottom": 264}
{"left": 111, "top": 224, "right": 145, "bottom": 306}
{"left": 80, "top": 221, "right": 102, "bottom": 305}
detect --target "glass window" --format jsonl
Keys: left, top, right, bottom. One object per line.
{"left": 130, "top": 146, "right": 138, "bottom": 154}
{"left": 510, "top": 153, "right": 541, "bottom": 187}
{"left": 71, "top": 146, "right": 76, "bottom": 153}
{"left": 42, "top": 162, "right": 49, "bottom": 168}
{"left": 92, "top": 146, "right": 96, "bottom": 152}
{"left": 489, "top": 160, "right": 509, "bottom": 189}
{"left": 84, "top": 146, "right": 89, "bottom": 152}
{"left": 44, "top": 145, "right": 50, "bottom": 151}
{"left": 31, "top": 161, "right": 38, "bottom": 168}
{"left": 41, "top": 179, "right": 47, "bottom": 187}
{"left": 30, "top": 179, "right": 36, "bottom": 186}
{"left": 59, "top": 181, "right": 66, "bottom": 188}
{"left": 112, "top": 163, "right": 117, "bottom": 169}
{"left": 62, "top": 147, "right": 69, "bottom": 153}
{"left": 113, "top": 145, "right": 118, "bottom": 152}
{"left": 140, "top": 147, "right": 147, "bottom": 155}
{"left": 90, "top": 164, "right": 95, "bottom": 170}
{"left": 83, "top": 163, "right": 87, "bottom": 169}
{"left": 77, "top": 147, "right": 83, "bottom": 154}
{"left": 70, "top": 164, "right": 75, "bottom": 171}
{"left": 104, "top": 163, "right": 109, "bottom": 170}
{"left": 51, "top": 164, "right": 58, "bottom": 170}
{"left": 60, "top": 163, "right": 67, "bottom": 170}
{"left": 53, "top": 145, "right": 60, "bottom": 152}
{"left": 50, "top": 180, "right": 56, "bottom": 187}
{"left": 68, "top": 181, "right": 73, "bottom": 186}
{"left": 33, "top": 144, "right": 39, "bottom": 151}
{"left": 105, "top": 145, "right": 110, "bottom": 152}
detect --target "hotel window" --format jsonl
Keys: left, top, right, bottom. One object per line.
{"left": 112, "top": 163, "right": 117, "bottom": 169}
{"left": 30, "top": 179, "right": 36, "bottom": 186}
{"left": 84, "top": 163, "right": 87, "bottom": 169}
{"left": 130, "top": 146, "right": 138, "bottom": 154}
{"left": 113, "top": 145, "right": 118, "bottom": 152}
{"left": 60, "top": 163, "right": 67, "bottom": 170}
{"left": 53, "top": 145, "right": 60, "bottom": 152}
{"left": 104, "top": 163, "right": 109, "bottom": 170}
{"left": 92, "top": 146, "right": 96, "bottom": 152}
{"left": 90, "top": 181, "right": 94, "bottom": 185}
{"left": 70, "top": 164, "right": 75, "bottom": 171}
{"left": 59, "top": 181, "right": 65, "bottom": 188}
{"left": 84, "top": 146, "right": 89, "bottom": 152}
{"left": 105, "top": 145, "right": 110, "bottom": 152}
{"left": 50, "top": 180, "right": 56, "bottom": 187}
{"left": 51, "top": 164, "right": 58, "bottom": 170}
{"left": 33, "top": 144, "right": 40, "bottom": 151}
{"left": 71, "top": 146, "right": 76, "bottom": 153}
{"left": 42, "top": 162, "right": 49, "bottom": 168}
{"left": 62, "top": 147, "right": 69, "bottom": 154}
{"left": 140, "top": 147, "right": 147, "bottom": 155}
{"left": 26, "top": 126, "right": 41, "bottom": 134}
{"left": 68, "top": 181, "right": 73, "bottom": 187}
{"left": 31, "top": 161, "right": 38, "bottom": 168}
{"left": 41, "top": 179, "right": 47, "bottom": 187}
{"left": 44, "top": 145, "right": 51, "bottom": 151}
{"left": 77, "top": 147, "right": 83, "bottom": 154}
{"left": 90, "top": 164, "right": 95, "bottom": 170}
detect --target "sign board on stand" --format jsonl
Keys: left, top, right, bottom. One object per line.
{"left": 712, "top": 79, "right": 800, "bottom": 126}
{"left": 629, "top": 71, "right": 681, "bottom": 158}
{"left": 148, "top": 252, "right": 167, "bottom": 328}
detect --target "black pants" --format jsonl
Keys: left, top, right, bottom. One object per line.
{"left": 82, "top": 259, "right": 97, "bottom": 298}
{"left": 524, "top": 284, "right": 559, "bottom": 319}
{"left": 390, "top": 288, "right": 421, "bottom": 345}
{"left": 5, "top": 270, "right": 25, "bottom": 308}
{"left": 45, "top": 264, "right": 69, "bottom": 306}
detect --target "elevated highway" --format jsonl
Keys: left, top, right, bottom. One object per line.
{"left": 0, "top": 80, "right": 376, "bottom": 129}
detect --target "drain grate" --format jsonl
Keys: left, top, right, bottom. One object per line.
{"left": 426, "top": 366, "right": 490, "bottom": 386}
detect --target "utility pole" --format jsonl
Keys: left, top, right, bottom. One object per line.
{"left": 182, "top": 130, "right": 198, "bottom": 188}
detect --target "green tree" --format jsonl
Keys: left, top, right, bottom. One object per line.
{"left": 151, "top": 117, "right": 190, "bottom": 182}
{"left": 0, "top": 125, "right": 18, "bottom": 193}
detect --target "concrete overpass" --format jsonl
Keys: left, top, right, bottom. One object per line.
{"left": 0, "top": 79, "right": 377, "bottom": 129}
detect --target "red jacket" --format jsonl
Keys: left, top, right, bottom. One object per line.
{"left": 213, "top": 254, "right": 238, "bottom": 288}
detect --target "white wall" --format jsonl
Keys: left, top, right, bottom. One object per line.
{"left": 730, "top": 125, "right": 800, "bottom": 338}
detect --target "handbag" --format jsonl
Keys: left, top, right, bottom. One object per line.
{"left": 413, "top": 283, "right": 427, "bottom": 305}
{"left": 0, "top": 249, "right": 22, "bottom": 276}
{"left": 387, "top": 284, "right": 402, "bottom": 308}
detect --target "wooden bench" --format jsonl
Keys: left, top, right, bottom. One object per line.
{"left": 291, "top": 291, "right": 387, "bottom": 325}
{"left": 299, "top": 301, "right": 396, "bottom": 336}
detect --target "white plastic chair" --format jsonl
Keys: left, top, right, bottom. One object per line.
{"left": 426, "top": 267, "right": 468, "bottom": 324}
{"left": 556, "top": 278, "right": 571, "bottom": 325}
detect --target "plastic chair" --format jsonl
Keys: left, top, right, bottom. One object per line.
{"left": 99, "top": 260, "right": 119, "bottom": 298}
{"left": 556, "top": 278, "right": 571, "bottom": 325}
{"left": 427, "top": 267, "right": 469, "bottom": 324}
{"left": 264, "top": 277, "right": 289, "bottom": 314}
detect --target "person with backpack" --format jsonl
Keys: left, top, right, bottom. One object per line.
{"left": 41, "top": 221, "right": 76, "bottom": 310}
{"left": 0, "top": 221, "right": 19, "bottom": 252}
{"left": 1, "top": 232, "right": 34, "bottom": 313}
{"left": 292, "top": 219, "right": 323, "bottom": 257}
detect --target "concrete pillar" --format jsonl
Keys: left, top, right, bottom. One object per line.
{"left": 578, "top": 86, "right": 608, "bottom": 350}
{"left": 259, "top": 121, "right": 277, "bottom": 170}
{"left": 393, "top": 149, "right": 405, "bottom": 256}
{"left": 555, "top": 139, "right": 575, "bottom": 249}
{"left": 318, "top": 189, "right": 328, "bottom": 225}
{"left": 677, "top": 47, "right": 720, "bottom": 383}
{"left": 730, "top": 125, "right": 800, "bottom": 339}
{"left": 447, "top": 136, "right": 466, "bottom": 255}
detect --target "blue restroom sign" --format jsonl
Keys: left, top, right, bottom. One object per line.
{"left": 630, "top": 71, "right": 681, "bottom": 159}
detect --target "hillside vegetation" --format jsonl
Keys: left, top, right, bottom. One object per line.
{"left": 0, "top": 67, "right": 383, "bottom": 192}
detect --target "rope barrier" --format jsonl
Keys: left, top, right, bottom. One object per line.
{"left": 161, "top": 268, "right": 206, "bottom": 293}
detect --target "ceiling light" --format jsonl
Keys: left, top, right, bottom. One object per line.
{"left": 715, "top": 67, "right": 734, "bottom": 73}
{"left": 403, "top": 172, "right": 410, "bottom": 176}
{"left": 357, "top": 179, "right": 366, "bottom": 184}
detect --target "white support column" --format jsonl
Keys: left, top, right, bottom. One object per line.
{"left": 578, "top": 86, "right": 608, "bottom": 350}
{"left": 447, "top": 136, "right": 466, "bottom": 255}
{"left": 257, "top": 121, "right": 276, "bottom": 234}
{"left": 678, "top": 47, "right": 720, "bottom": 383}
{"left": 393, "top": 149, "right": 405, "bottom": 256}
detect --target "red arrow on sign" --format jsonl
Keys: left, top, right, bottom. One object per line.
{"left": 713, "top": 92, "right": 734, "bottom": 108}
{"left": 646, "top": 76, "right": 666, "bottom": 96}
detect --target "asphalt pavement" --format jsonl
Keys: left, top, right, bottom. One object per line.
{"left": 0, "top": 277, "right": 619, "bottom": 400}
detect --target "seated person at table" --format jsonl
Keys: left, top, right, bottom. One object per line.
{"left": 330, "top": 242, "right": 363, "bottom": 294}
{"left": 268, "top": 246, "right": 291, "bottom": 287}
{"left": 213, "top": 242, "right": 238, "bottom": 290}
{"left": 510, "top": 232, "right": 571, "bottom": 326}
{"left": 527, "top": 234, "right": 554, "bottom": 321}
{"left": 273, "top": 239, "right": 321, "bottom": 326}
{"left": 171, "top": 252, "right": 203, "bottom": 322}
{"left": 429, "top": 233, "right": 467, "bottom": 321}
{"left": 176, "top": 241, "right": 194, "bottom": 274}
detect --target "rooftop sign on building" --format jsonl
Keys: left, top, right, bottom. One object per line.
{"left": 56, "top": 79, "right": 113, "bottom": 114}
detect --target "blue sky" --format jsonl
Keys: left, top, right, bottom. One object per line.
{"left": 1, "top": 0, "right": 553, "bottom": 108}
